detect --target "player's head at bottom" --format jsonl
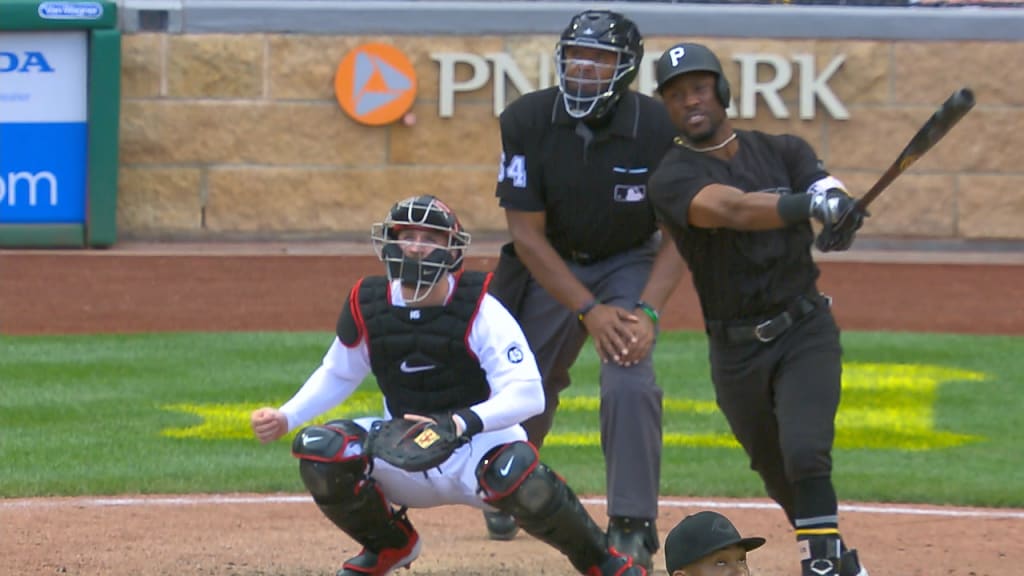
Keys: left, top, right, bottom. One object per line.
{"left": 664, "top": 511, "right": 766, "bottom": 576}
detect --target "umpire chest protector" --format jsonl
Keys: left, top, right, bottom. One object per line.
{"left": 337, "top": 272, "right": 492, "bottom": 417}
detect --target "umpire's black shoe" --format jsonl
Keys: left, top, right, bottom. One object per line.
{"left": 607, "top": 516, "right": 658, "bottom": 573}
{"left": 483, "top": 510, "right": 519, "bottom": 541}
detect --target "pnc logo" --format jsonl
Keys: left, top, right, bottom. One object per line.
{"left": 335, "top": 43, "right": 417, "bottom": 126}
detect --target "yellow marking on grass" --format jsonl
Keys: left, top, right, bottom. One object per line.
{"left": 161, "top": 363, "right": 986, "bottom": 450}
{"left": 160, "top": 394, "right": 384, "bottom": 440}
{"left": 835, "top": 362, "right": 984, "bottom": 450}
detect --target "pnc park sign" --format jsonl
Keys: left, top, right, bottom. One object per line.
{"left": 335, "top": 44, "right": 849, "bottom": 126}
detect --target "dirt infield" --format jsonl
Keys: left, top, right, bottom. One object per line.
{"left": 2, "top": 246, "right": 1023, "bottom": 576}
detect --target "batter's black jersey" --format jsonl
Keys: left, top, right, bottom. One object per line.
{"left": 648, "top": 130, "right": 829, "bottom": 322}
{"left": 495, "top": 87, "right": 676, "bottom": 261}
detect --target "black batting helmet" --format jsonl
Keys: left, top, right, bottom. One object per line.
{"left": 370, "top": 195, "right": 471, "bottom": 302}
{"left": 556, "top": 10, "right": 644, "bottom": 120}
{"left": 655, "top": 43, "right": 731, "bottom": 107}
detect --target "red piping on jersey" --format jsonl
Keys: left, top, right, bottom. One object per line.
{"left": 343, "top": 277, "right": 368, "bottom": 349}
{"left": 459, "top": 271, "right": 492, "bottom": 363}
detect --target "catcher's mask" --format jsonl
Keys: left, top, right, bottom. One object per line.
{"left": 371, "top": 195, "right": 471, "bottom": 303}
{"left": 555, "top": 10, "right": 643, "bottom": 121}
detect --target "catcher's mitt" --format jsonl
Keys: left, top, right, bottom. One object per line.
{"left": 366, "top": 415, "right": 467, "bottom": 472}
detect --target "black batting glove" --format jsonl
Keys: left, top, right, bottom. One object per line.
{"left": 811, "top": 188, "right": 869, "bottom": 252}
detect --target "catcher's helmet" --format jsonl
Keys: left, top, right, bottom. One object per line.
{"left": 655, "top": 43, "right": 731, "bottom": 107}
{"left": 556, "top": 10, "right": 643, "bottom": 120}
{"left": 371, "top": 195, "right": 471, "bottom": 302}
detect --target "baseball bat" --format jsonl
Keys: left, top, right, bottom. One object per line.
{"left": 857, "top": 87, "right": 976, "bottom": 209}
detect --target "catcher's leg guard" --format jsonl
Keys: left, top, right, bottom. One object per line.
{"left": 292, "top": 420, "right": 420, "bottom": 574}
{"left": 476, "top": 441, "right": 638, "bottom": 575}
{"left": 798, "top": 533, "right": 842, "bottom": 576}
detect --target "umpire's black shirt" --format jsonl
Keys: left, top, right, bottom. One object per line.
{"left": 495, "top": 86, "right": 676, "bottom": 262}
{"left": 648, "top": 130, "right": 829, "bottom": 322}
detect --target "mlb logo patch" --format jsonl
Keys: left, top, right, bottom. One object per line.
{"left": 614, "top": 184, "right": 646, "bottom": 202}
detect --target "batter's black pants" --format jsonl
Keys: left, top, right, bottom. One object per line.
{"left": 708, "top": 308, "right": 843, "bottom": 523}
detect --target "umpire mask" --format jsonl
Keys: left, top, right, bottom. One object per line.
{"left": 556, "top": 10, "right": 643, "bottom": 121}
{"left": 371, "top": 195, "right": 471, "bottom": 303}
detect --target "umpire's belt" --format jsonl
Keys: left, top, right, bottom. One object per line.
{"left": 706, "top": 294, "right": 827, "bottom": 345}
{"left": 560, "top": 249, "right": 610, "bottom": 266}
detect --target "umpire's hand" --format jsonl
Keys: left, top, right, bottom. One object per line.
{"left": 251, "top": 407, "right": 289, "bottom": 444}
{"left": 581, "top": 304, "right": 639, "bottom": 365}
{"left": 620, "top": 312, "right": 656, "bottom": 366}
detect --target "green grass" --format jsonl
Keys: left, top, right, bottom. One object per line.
{"left": 1, "top": 330, "right": 1021, "bottom": 507}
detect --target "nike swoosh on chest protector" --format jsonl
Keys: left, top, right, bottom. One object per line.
{"left": 400, "top": 360, "right": 437, "bottom": 374}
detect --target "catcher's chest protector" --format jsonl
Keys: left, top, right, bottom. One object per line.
{"left": 342, "top": 273, "right": 491, "bottom": 417}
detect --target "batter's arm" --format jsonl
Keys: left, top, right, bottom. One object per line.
{"left": 637, "top": 225, "right": 687, "bottom": 313}
{"left": 621, "top": 226, "right": 687, "bottom": 365}
{"left": 689, "top": 184, "right": 789, "bottom": 231}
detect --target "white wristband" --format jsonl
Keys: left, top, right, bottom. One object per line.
{"left": 807, "top": 176, "right": 846, "bottom": 196}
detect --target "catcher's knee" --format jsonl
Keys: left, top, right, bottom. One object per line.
{"left": 476, "top": 441, "right": 557, "bottom": 516}
{"left": 291, "top": 419, "right": 369, "bottom": 503}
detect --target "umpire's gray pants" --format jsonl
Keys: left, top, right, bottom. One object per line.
{"left": 517, "top": 235, "right": 663, "bottom": 520}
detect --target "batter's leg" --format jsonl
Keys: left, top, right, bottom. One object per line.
{"left": 710, "top": 341, "right": 798, "bottom": 522}
{"left": 775, "top": 312, "right": 847, "bottom": 576}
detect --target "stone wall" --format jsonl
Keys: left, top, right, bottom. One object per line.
{"left": 117, "top": 33, "right": 1024, "bottom": 241}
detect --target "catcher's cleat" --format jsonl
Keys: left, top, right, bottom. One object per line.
{"left": 483, "top": 510, "right": 520, "bottom": 541}
{"left": 840, "top": 549, "right": 869, "bottom": 576}
{"left": 586, "top": 547, "right": 647, "bottom": 576}
{"left": 336, "top": 530, "right": 421, "bottom": 576}
{"left": 607, "top": 516, "right": 657, "bottom": 573}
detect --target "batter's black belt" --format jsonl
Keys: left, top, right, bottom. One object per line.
{"left": 706, "top": 294, "right": 830, "bottom": 345}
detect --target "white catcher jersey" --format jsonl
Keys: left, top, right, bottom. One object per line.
{"left": 277, "top": 275, "right": 544, "bottom": 509}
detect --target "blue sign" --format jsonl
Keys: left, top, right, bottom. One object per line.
{"left": 0, "top": 122, "right": 87, "bottom": 223}
{"left": 37, "top": 2, "right": 104, "bottom": 21}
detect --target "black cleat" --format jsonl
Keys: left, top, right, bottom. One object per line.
{"left": 483, "top": 510, "right": 519, "bottom": 541}
{"left": 336, "top": 530, "right": 421, "bottom": 576}
{"left": 840, "top": 549, "right": 869, "bottom": 576}
{"left": 607, "top": 516, "right": 657, "bottom": 573}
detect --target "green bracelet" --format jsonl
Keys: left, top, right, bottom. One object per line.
{"left": 636, "top": 300, "right": 659, "bottom": 324}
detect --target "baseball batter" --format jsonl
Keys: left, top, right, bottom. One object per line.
{"left": 646, "top": 43, "right": 869, "bottom": 576}
{"left": 250, "top": 195, "right": 646, "bottom": 576}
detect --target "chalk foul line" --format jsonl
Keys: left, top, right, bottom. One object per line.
{"left": 2, "top": 493, "right": 1022, "bottom": 519}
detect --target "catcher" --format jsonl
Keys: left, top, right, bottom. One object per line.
{"left": 250, "top": 195, "right": 646, "bottom": 576}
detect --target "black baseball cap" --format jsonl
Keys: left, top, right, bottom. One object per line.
{"left": 664, "top": 511, "right": 766, "bottom": 573}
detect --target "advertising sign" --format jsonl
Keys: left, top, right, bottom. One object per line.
{"left": 0, "top": 30, "right": 88, "bottom": 223}
{"left": 332, "top": 43, "right": 848, "bottom": 125}
{"left": 334, "top": 43, "right": 417, "bottom": 126}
